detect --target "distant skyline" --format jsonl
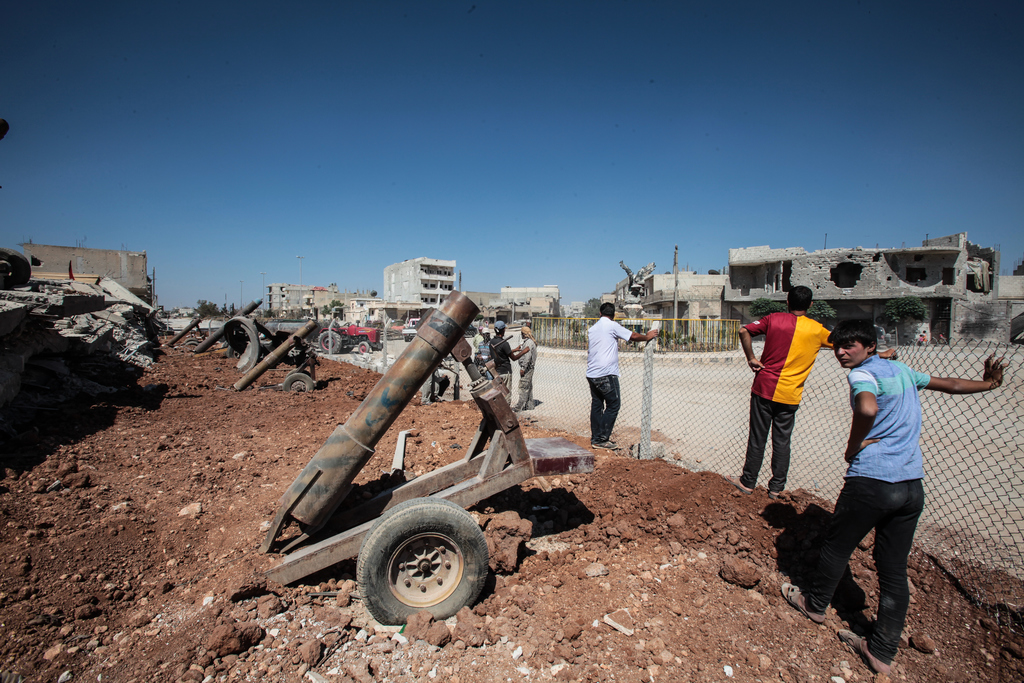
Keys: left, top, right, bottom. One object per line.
{"left": 2, "top": 1, "right": 1022, "bottom": 308}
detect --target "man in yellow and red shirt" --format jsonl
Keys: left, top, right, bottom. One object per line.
{"left": 729, "top": 285, "right": 831, "bottom": 498}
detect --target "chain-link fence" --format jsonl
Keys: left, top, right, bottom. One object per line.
{"left": 460, "top": 319, "right": 1023, "bottom": 625}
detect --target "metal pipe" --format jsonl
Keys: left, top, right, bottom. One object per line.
{"left": 270, "top": 291, "right": 479, "bottom": 535}
{"left": 193, "top": 299, "right": 262, "bottom": 353}
{"left": 167, "top": 318, "right": 201, "bottom": 346}
{"left": 233, "top": 319, "right": 318, "bottom": 391}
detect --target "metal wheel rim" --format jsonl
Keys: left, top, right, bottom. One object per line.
{"left": 387, "top": 532, "right": 464, "bottom": 608}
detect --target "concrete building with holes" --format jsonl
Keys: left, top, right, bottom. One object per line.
{"left": 382, "top": 258, "right": 456, "bottom": 308}
{"left": 266, "top": 283, "right": 345, "bottom": 316}
{"left": 723, "top": 232, "right": 1018, "bottom": 342}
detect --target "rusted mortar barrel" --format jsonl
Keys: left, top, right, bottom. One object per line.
{"left": 192, "top": 299, "right": 262, "bottom": 354}
{"left": 264, "top": 291, "right": 479, "bottom": 544}
{"left": 167, "top": 318, "right": 201, "bottom": 346}
{"left": 233, "top": 319, "right": 318, "bottom": 391}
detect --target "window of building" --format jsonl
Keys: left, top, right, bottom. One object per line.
{"left": 905, "top": 267, "right": 927, "bottom": 283}
{"left": 942, "top": 268, "right": 955, "bottom": 285}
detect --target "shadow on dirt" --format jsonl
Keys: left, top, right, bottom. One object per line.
{"left": 0, "top": 378, "right": 169, "bottom": 478}
{"left": 764, "top": 500, "right": 873, "bottom": 631}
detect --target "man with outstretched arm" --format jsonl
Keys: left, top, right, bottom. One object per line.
{"left": 781, "top": 319, "right": 1005, "bottom": 676}
{"left": 586, "top": 303, "right": 658, "bottom": 451}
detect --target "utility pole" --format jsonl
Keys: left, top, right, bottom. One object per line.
{"left": 672, "top": 245, "right": 679, "bottom": 337}
{"left": 297, "top": 256, "right": 305, "bottom": 316}
{"left": 260, "top": 272, "right": 266, "bottom": 313}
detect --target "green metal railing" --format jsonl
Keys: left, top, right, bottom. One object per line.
{"left": 531, "top": 317, "right": 741, "bottom": 352}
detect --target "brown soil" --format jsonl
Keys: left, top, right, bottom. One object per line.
{"left": 1, "top": 349, "right": 1022, "bottom": 682}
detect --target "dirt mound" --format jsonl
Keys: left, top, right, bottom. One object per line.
{"left": 0, "top": 350, "right": 1021, "bottom": 682}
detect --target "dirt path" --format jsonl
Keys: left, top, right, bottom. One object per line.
{"left": 0, "top": 350, "right": 1021, "bottom": 682}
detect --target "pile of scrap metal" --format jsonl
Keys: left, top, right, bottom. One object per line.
{"left": 0, "top": 246, "right": 162, "bottom": 430}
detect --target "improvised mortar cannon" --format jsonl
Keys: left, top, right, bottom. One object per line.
{"left": 261, "top": 291, "right": 593, "bottom": 624}
{"left": 165, "top": 318, "right": 203, "bottom": 348}
{"left": 192, "top": 299, "right": 262, "bottom": 354}
{"left": 233, "top": 319, "right": 319, "bottom": 392}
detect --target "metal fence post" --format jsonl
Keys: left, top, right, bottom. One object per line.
{"left": 639, "top": 336, "right": 656, "bottom": 459}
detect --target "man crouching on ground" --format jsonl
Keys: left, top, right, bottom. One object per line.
{"left": 781, "top": 319, "right": 1005, "bottom": 676}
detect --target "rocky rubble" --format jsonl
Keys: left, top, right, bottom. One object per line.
{"left": 0, "top": 274, "right": 162, "bottom": 437}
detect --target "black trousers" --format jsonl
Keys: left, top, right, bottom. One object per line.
{"left": 807, "top": 477, "right": 924, "bottom": 665}
{"left": 740, "top": 393, "right": 798, "bottom": 493}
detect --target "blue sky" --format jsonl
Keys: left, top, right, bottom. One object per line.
{"left": 2, "top": 1, "right": 1022, "bottom": 309}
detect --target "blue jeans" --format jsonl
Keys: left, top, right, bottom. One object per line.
{"left": 588, "top": 375, "right": 620, "bottom": 444}
{"left": 806, "top": 477, "right": 924, "bottom": 665}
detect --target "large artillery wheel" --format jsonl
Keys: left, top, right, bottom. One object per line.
{"left": 356, "top": 498, "right": 488, "bottom": 625}
{"left": 0, "top": 248, "right": 31, "bottom": 287}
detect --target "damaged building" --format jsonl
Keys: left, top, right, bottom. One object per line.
{"left": 0, "top": 246, "right": 162, "bottom": 437}
{"left": 724, "top": 232, "right": 1018, "bottom": 342}
{"left": 20, "top": 243, "right": 155, "bottom": 305}
{"left": 625, "top": 271, "right": 729, "bottom": 320}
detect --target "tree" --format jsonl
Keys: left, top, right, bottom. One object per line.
{"left": 196, "top": 300, "right": 221, "bottom": 317}
{"left": 322, "top": 299, "right": 344, "bottom": 316}
{"left": 583, "top": 297, "right": 603, "bottom": 318}
{"left": 884, "top": 296, "right": 927, "bottom": 324}
{"left": 806, "top": 301, "right": 837, "bottom": 323}
{"left": 749, "top": 297, "right": 787, "bottom": 319}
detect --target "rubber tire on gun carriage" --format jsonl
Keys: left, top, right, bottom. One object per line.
{"left": 282, "top": 372, "right": 315, "bottom": 393}
{"left": 356, "top": 497, "right": 489, "bottom": 625}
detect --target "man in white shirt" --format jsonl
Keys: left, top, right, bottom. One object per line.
{"left": 586, "top": 303, "right": 659, "bottom": 450}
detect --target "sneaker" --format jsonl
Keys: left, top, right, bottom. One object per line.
{"left": 768, "top": 490, "right": 782, "bottom": 500}
{"left": 592, "top": 441, "right": 620, "bottom": 451}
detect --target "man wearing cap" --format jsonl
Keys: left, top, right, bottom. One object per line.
{"left": 513, "top": 324, "right": 538, "bottom": 412}
{"left": 489, "top": 321, "right": 529, "bottom": 391}
{"left": 587, "top": 303, "right": 659, "bottom": 450}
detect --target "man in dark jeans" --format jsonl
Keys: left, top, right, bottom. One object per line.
{"left": 586, "top": 303, "right": 658, "bottom": 450}
{"left": 782, "top": 320, "right": 1005, "bottom": 676}
{"left": 728, "top": 286, "right": 832, "bottom": 499}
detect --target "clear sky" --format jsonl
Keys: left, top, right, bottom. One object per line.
{"left": 2, "top": 1, "right": 1022, "bottom": 309}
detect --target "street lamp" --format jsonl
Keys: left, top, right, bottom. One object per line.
{"left": 297, "top": 256, "right": 304, "bottom": 315}
{"left": 240, "top": 280, "right": 244, "bottom": 310}
{"left": 260, "top": 272, "right": 266, "bottom": 312}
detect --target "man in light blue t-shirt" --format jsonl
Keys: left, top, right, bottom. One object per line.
{"left": 781, "top": 319, "right": 1005, "bottom": 677}
{"left": 585, "top": 303, "right": 658, "bottom": 450}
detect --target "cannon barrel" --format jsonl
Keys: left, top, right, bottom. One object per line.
{"left": 166, "top": 318, "right": 201, "bottom": 346}
{"left": 233, "top": 319, "right": 318, "bottom": 391}
{"left": 263, "top": 291, "right": 479, "bottom": 545}
{"left": 193, "top": 299, "right": 262, "bottom": 353}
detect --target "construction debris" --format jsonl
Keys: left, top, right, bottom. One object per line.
{"left": 0, "top": 261, "right": 162, "bottom": 437}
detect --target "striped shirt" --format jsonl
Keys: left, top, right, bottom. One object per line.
{"left": 846, "top": 355, "right": 931, "bottom": 482}
{"left": 744, "top": 312, "right": 832, "bottom": 405}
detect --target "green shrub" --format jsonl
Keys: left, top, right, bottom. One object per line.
{"left": 884, "top": 296, "right": 927, "bottom": 324}
{"left": 750, "top": 298, "right": 787, "bottom": 318}
{"left": 807, "top": 301, "right": 836, "bottom": 323}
